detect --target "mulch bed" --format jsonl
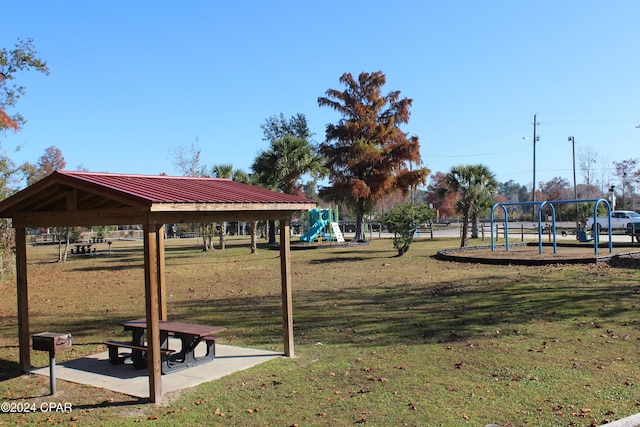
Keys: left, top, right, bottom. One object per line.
{"left": 436, "top": 243, "right": 640, "bottom": 266}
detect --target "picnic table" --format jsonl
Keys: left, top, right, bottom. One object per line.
{"left": 72, "top": 244, "right": 93, "bottom": 255}
{"left": 105, "top": 319, "right": 226, "bottom": 374}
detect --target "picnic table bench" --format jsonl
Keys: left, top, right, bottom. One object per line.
{"left": 103, "top": 340, "right": 175, "bottom": 369}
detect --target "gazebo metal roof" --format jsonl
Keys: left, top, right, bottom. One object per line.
{"left": 0, "top": 170, "right": 315, "bottom": 227}
{"left": 0, "top": 170, "right": 316, "bottom": 403}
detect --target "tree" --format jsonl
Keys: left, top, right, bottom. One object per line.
{"left": 443, "top": 164, "right": 498, "bottom": 247}
{"left": 15, "top": 146, "right": 70, "bottom": 260}
{"left": 172, "top": 141, "right": 215, "bottom": 251}
{"left": 540, "top": 177, "right": 570, "bottom": 201}
{"left": 613, "top": 159, "right": 638, "bottom": 210}
{"left": 578, "top": 147, "right": 599, "bottom": 197}
{"left": 498, "top": 180, "right": 524, "bottom": 202}
{"left": 0, "top": 39, "right": 48, "bottom": 271}
{"left": 211, "top": 163, "right": 249, "bottom": 249}
{"left": 0, "top": 109, "right": 17, "bottom": 132}
{"left": 496, "top": 179, "right": 528, "bottom": 219}
{"left": 1, "top": 38, "right": 49, "bottom": 133}
{"left": 260, "top": 112, "right": 313, "bottom": 142}
{"left": 596, "top": 155, "right": 611, "bottom": 196}
{"left": 426, "top": 171, "right": 458, "bottom": 220}
{"left": 40, "top": 147, "right": 70, "bottom": 261}
{"left": 253, "top": 135, "right": 325, "bottom": 195}
{"left": 212, "top": 163, "right": 249, "bottom": 184}
{"left": 379, "top": 203, "right": 434, "bottom": 256}
{"left": 172, "top": 142, "right": 206, "bottom": 178}
{"left": 22, "top": 145, "right": 66, "bottom": 185}
{"left": 253, "top": 113, "right": 326, "bottom": 244}
{"left": 318, "top": 71, "right": 429, "bottom": 241}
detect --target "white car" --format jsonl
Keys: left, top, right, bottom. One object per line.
{"left": 585, "top": 210, "right": 640, "bottom": 233}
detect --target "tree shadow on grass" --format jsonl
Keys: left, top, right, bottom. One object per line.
{"left": 310, "top": 256, "right": 368, "bottom": 264}
{"left": 123, "top": 271, "right": 640, "bottom": 348}
{"left": 10, "top": 268, "right": 640, "bottom": 353}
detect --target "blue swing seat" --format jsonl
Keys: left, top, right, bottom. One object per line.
{"left": 576, "top": 229, "right": 594, "bottom": 243}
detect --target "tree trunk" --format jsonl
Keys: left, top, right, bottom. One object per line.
{"left": 63, "top": 228, "right": 70, "bottom": 261}
{"left": 201, "top": 223, "right": 214, "bottom": 251}
{"left": 219, "top": 221, "right": 227, "bottom": 249}
{"left": 268, "top": 220, "right": 276, "bottom": 245}
{"left": 460, "top": 213, "right": 470, "bottom": 247}
{"left": 471, "top": 213, "right": 479, "bottom": 239}
{"left": 353, "top": 210, "right": 366, "bottom": 242}
{"left": 250, "top": 220, "right": 258, "bottom": 253}
{"left": 58, "top": 227, "right": 70, "bottom": 262}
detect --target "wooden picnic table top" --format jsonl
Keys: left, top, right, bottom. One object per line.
{"left": 119, "top": 318, "right": 226, "bottom": 337}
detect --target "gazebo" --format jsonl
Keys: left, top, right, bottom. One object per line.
{"left": 0, "top": 170, "right": 316, "bottom": 402}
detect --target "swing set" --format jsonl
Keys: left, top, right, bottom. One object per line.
{"left": 490, "top": 198, "right": 613, "bottom": 256}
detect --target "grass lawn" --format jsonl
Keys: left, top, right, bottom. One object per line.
{"left": 0, "top": 235, "right": 639, "bottom": 426}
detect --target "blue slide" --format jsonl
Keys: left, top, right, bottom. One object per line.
{"left": 300, "top": 218, "right": 329, "bottom": 242}
{"left": 300, "top": 208, "right": 329, "bottom": 242}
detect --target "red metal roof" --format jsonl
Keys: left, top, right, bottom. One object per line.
{"left": 56, "top": 170, "right": 312, "bottom": 204}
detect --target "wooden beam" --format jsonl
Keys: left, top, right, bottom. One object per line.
{"left": 279, "top": 219, "right": 294, "bottom": 357}
{"left": 23, "top": 189, "right": 67, "bottom": 212}
{"left": 13, "top": 207, "right": 149, "bottom": 228}
{"left": 143, "top": 225, "right": 162, "bottom": 403}
{"left": 66, "top": 189, "right": 77, "bottom": 211}
{"left": 15, "top": 228, "right": 30, "bottom": 371}
{"left": 11, "top": 206, "right": 315, "bottom": 229}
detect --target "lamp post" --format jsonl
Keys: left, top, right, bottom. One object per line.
{"left": 568, "top": 136, "right": 578, "bottom": 228}
{"left": 609, "top": 185, "right": 616, "bottom": 210}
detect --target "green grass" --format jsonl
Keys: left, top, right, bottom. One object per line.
{"left": 1, "top": 236, "right": 639, "bottom": 426}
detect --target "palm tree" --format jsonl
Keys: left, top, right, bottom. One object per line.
{"left": 211, "top": 164, "right": 249, "bottom": 249}
{"left": 444, "top": 164, "right": 498, "bottom": 247}
{"left": 252, "top": 135, "right": 326, "bottom": 244}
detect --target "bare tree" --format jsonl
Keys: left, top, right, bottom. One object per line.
{"left": 172, "top": 141, "right": 214, "bottom": 251}
{"left": 597, "top": 155, "right": 611, "bottom": 196}
{"left": 578, "top": 147, "right": 598, "bottom": 198}
{"left": 614, "top": 159, "right": 639, "bottom": 210}
{"left": 172, "top": 142, "right": 206, "bottom": 177}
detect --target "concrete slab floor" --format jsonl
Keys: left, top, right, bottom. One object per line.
{"left": 29, "top": 343, "right": 281, "bottom": 399}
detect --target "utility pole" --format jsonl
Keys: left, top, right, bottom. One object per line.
{"left": 569, "top": 136, "right": 578, "bottom": 228}
{"left": 532, "top": 114, "right": 538, "bottom": 204}
{"left": 523, "top": 115, "right": 540, "bottom": 220}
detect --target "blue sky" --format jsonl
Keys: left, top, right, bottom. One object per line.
{"left": 2, "top": 1, "right": 640, "bottom": 192}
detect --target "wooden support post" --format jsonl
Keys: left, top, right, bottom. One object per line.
{"left": 279, "top": 219, "right": 294, "bottom": 357}
{"left": 156, "top": 225, "right": 166, "bottom": 321}
{"left": 143, "top": 224, "right": 162, "bottom": 403}
{"left": 15, "top": 227, "right": 30, "bottom": 371}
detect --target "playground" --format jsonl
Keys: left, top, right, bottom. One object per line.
{"left": 436, "top": 241, "right": 640, "bottom": 265}
{"left": 436, "top": 198, "right": 640, "bottom": 265}
{"left": 295, "top": 206, "right": 348, "bottom": 246}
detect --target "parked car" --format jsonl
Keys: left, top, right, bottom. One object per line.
{"left": 585, "top": 210, "right": 640, "bottom": 233}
